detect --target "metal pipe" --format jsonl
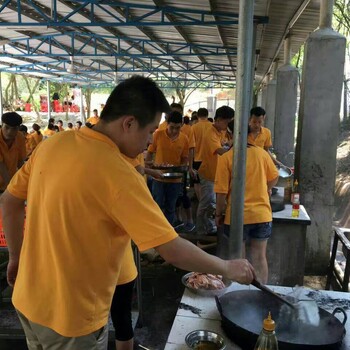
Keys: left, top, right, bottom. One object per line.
{"left": 273, "top": 59, "right": 279, "bottom": 79}
{"left": 319, "top": 0, "right": 334, "bottom": 29}
{"left": 284, "top": 35, "right": 292, "bottom": 65}
{"left": 251, "top": 23, "right": 257, "bottom": 107}
{"left": 229, "top": 0, "right": 255, "bottom": 258}
{"left": 0, "top": 72, "right": 3, "bottom": 116}
{"left": 47, "top": 80, "right": 51, "bottom": 120}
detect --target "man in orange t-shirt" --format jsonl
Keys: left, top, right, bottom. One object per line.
{"left": 0, "top": 112, "right": 26, "bottom": 191}
{"left": 197, "top": 106, "right": 234, "bottom": 235}
{"left": 147, "top": 110, "right": 189, "bottom": 225}
{"left": 3, "top": 77, "right": 254, "bottom": 350}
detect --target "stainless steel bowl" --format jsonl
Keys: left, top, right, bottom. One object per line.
{"left": 185, "top": 330, "right": 226, "bottom": 349}
{"left": 182, "top": 272, "right": 232, "bottom": 297}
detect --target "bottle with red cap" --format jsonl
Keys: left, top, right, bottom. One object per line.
{"left": 291, "top": 179, "right": 300, "bottom": 218}
{"left": 254, "top": 312, "right": 279, "bottom": 350}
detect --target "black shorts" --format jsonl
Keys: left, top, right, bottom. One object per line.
{"left": 189, "top": 161, "right": 202, "bottom": 186}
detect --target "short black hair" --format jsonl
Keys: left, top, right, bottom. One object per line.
{"left": 76, "top": 121, "right": 82, "bottom": 126}
{"left": 2, "top": 112, "right": 22, "bottom": 127}
{"left": 170, "top": 102, "right": 183, "bottom": 113}
{"left": 250, "top": 106, "right": 265, "bottom": 117}
{"left": 58, "top": 120, "right": 63, "bottom": 124}
{"left": 167, "top": 110, "right": 183, "bottom": 124}
{"left": 214, "top": 106, "right": 235, "bottom": 120}
{"left": 68, "top": 122, "right": 73, "bottom": 128}
{"left": 48, "top": 123, "right": 55, "bottom": 130}
{"left": 197, "top": 108, "right": 208, "bottom": 118}
{"left": 183, "top": 116, "right": 190, "bottom": 125}
{"left": 19, "top": 124, "right": 28, "bottom": 133}
{"left": 100, "top": 76, "right": 170, "bottom": 128}
{"left": 48, "top": 118, "right": 55, "bottom": 124}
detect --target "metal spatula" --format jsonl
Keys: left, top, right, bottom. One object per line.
{"left": 251, "top": 278, "right": 295, "bottom": 308}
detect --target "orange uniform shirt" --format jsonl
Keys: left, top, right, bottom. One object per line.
{"left": 86, "top": 116, "right": 100, "bottom": 125}
{"left": 25, "top": 135, "right": 36, "bottom": 157}
{"left": 192, "top": 119, "right": 212, "bottom": 161}
{"left": 0, "top": 131, "right": 26, "bottom": 190}
{"left": 181, "top": 124, "right": 195, "bottom": 149}
{"left": 158, "top": 120, "right": 167, "bottom": 131}
{"left": 198, "top": 125, "right": 223, "bottom": 182}
{"left": 8, "top": 127, "right": 178, "bottom": 337}
{"left": 30, "top": 132, "right": 43, "bottom": 147}
{"left": 148, "top": 129, "right": 189, "bottom": 183}
{"left": 247, "top": 126, "right": 272, "bottom": 149}
{"left": 42, "top": 129, "right": 56, "bottom": 137}
{"left": 214, "top": 146, "right": 279, "bottom": 225}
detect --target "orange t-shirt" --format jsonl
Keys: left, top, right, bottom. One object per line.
{"left": 158, "top": 120, "right": 167, "bottom": 131}
{"left": 0, "top": 130, "right": 26, "bottom": 190}
{"left": 198, "top": 125, "right": 223, "bottom": 182}
{"left": 181, "top": 124, "right": 195, "bottom": 149}
{"left": 214, "top": 145, "right": 279, "bottom": 225}
{"left": 8, "top": 127, "right": 178, "bottom": 337}
{"left": 30, "top": 132, "right": 43, "bottom": 147}
{"left": 25, "top": 135, "right": 36, "bottom": 157}
{"left": 148, "top": 129, "right": 189, "bottom": 183}
{"left": 42, "top": 129, "right": 56, "bottom": 137}
{"left": 192, "top": 119, "right": 212, "bottom": 161}
{"left": 247, "top": 127, "right": 272, "bottom": 149}
{"left": 86, "top": 116, "right": 100, "bottom": 125}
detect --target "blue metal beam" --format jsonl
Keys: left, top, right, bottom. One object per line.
{"left": 0, "top": 32, "right": 237, "bottom": 57}
{"left": 0, "top": 1, "right": 268, "bottom": 27}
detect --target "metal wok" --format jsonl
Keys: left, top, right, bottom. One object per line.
{"left": 215, "top": 290, "right": 347, "bottom": 350}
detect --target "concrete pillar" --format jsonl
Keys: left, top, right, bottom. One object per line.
{"left": 261, "top": 84, "right": 267, "bottom": 109}
{"left": 80, "top": 87, "right": 86, "bottom": 123}
{"left": 264, "top": 63, "right": 278, "bottom": 142}
{"left": 295, "top": 0, "right": 346, "bottom": 274}
{"left": 257, "top": 89, "right": 263, "bottom": 107}
{"left": 274, "top": 36, "right": 298, "bottom": 167}
{"left": 207, "top": 95, "right": 217, "bottom": 119}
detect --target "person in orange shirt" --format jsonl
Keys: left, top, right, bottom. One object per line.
{"left": 190, "top": 108, "right": 211, "bottom": 200}
{"left": 248, "top": 106, "right": 284, "bottom": 167}
{"left": 146, "top": 110, "right": 190, "bottom": 225}
{"left": 0, "top": 112, "right": 26, "bottom": 192}
{"left": 214, "top": 122, "right": 279, "bottom": 283}
{"left": 31, "top": 123, "right": 43, "bottom": 147}
{"left": 42, "top": 123, "right": 56, "bottom": 137}
{"left": 66, "top": 122, "right": 74, "bottom": 131}
{"left": 57, "top": 120, "right": 65, "bottom": 132}
{"left": 196, "top": 106, "right": 234, "bottom": 236}
{"left": 75, "top": 120, "right": 82, "bottom": 130}
{"left": 19, "top": 125, "right": 36, "bottom": 158}
{"left": 86, "top": 109, "right": 100, "bottom": 126}
{"left": 2, "top": 76, "right": 255, "bottom": 350}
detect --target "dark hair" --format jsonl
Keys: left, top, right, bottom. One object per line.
{"left": 54, "top": 125, "right": 60, "bottom": 132}
{"left": 250, "top": 106, "right": 265, "bottom": 118}
{"left": 48, "top": 123, "right": 55, "bottom": 131}
{"left": 100, "top": 76, "right": 170, "bottom": 128}
{"left": 76, "top": 121, "right": 82, "bottom": 126}
{"left": 191, "top": 111, "right": 197, "bottom": 117}
{"left": 93, "top": 109, "right": 98, "bottom": 113}
{"left": 170, "top": 102, "right": 183, "bottom": 114}
{"left": 214, "top": 106, "right": 235, "bottom": 120}
{"left": 197, "top": 108, "right": 209, "bottom": 118}
{"left": 191, "top": 115, "right": 198, "bottom": 122}
{"left": 183, "top": 116, "right": 190, "bottom": 125}
{"left": 208, "top": 117, "right": 214, "bottom": 123}
{"left": 48, "top": 118, "right": 55, "bottom": 124}
{"left": 58, "top": 120, "right": 63, "bottom": 124}
{"left": 32, "top": 123, "right": 41, "bottom": 135}
{"left": 68, "top": 122, "right": 73, "bottom": 128}
{"left": 19, "top": 124, "right": 28, "bottom": 133}
{"left": 167, "top": 111, "right": 183, "bottom": 124}
{"left": 2, "top": 112, "right": 22, "bottom": 127}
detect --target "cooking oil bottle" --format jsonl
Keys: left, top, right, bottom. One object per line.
{"left": 254, "top": 312, "right": 279, "bottom": 350}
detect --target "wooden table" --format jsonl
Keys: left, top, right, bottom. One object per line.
{"left": 165, "top": 283, "right": 350, "bottom": 349}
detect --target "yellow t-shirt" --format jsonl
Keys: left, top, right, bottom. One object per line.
{"left": 0, "top": 130, "right": 26, "bottom": 190}
{"left": 30, "top": 132, "right": 43, "bottom": 147}
{"left": 181, "top": 124, "right": 195, "bottom": 149}
{"left": 158, "top": 120, "right": 167, "bottom": 131}
{"left": 8, "top": 127, "right": 178, "bottom": 337}
{"left": 148, "top": 129, "right": 189, "bottom": 183}
{"left": 192, "top": 119, "right": 212, "bottom": 161}
{"left": 198, "top": 125, "right": 223, "bottom": 182}
{"left": 86, "top": 116, "right": 100, "bottom": 125}
{"left": 247, "top": 126, "right": 272, "bottom": 149}
{"left": 214, "top": 145, "right": 279, "bottom": 225}
{"left": 42, "top": 129, "right": 56, "bottom": 137}
{"left": 25, "top": 135, "right": 36, "bottom": 157}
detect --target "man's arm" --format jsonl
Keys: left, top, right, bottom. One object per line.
{"left": 265, "top": 148, "right": 284, "bottom": 167}
{"left": 267, "top": 176, "right": 279, "bottom": 191}
{"left": 145, "top": 151, "right": 154, "bottom": 167}
{"left": 215, "top": 147, "right": 228, "bottom": 156}
{"left": 0, "top": 162, "right": 11, "bottom": 188}
{"left": 2, "top": 190, "right": 26, "bottom": 287}
{"left": 155, "top": 236, "right": 255, "bottom": 284}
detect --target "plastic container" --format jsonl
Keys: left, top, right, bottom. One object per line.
{"left": 291, "top": 180, "right": 299, "bottom": 204}
{"left": 292, "top": 203, "right": 300, "bottom": 218}
{"left": 254, "top": 312, "right": 279, "bottom": 350}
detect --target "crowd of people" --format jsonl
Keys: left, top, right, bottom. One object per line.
{"left": 0, "top": 75, "right": 284, "bottom": 350}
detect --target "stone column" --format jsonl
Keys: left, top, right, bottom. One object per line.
{"left": 264, "top": 63, "right": 278, "bottom": 142}
{"left": 274, "top": 36, "right": 298, "bottom": 166}
{"left": 295, "top": 0, "right": 346, "bottom": 274}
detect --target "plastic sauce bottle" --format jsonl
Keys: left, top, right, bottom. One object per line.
{"left": 291, "top": 180, "right": 300, "bottom": 218}
{"left": 254, "top": 312, "right": 279, "bottom": 350}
